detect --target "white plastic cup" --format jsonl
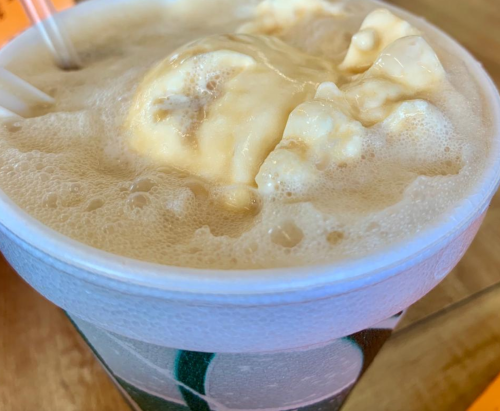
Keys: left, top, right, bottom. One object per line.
{"left": 0, "top": 1, "right": 499, "bottom": 410}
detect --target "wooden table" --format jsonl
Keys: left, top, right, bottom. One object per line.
{"left": 1, "top": 0, "right": 500, "bottom": 409}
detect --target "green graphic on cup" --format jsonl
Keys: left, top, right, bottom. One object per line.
{"left": 69, "top": 313, "right": 402, "bottom": 411}
{"left": 176, "top": 351, "right": 215, "bottom": 411}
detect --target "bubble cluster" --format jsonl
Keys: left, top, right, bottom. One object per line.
{"left": 0, "top": 0, "right": 493, "bottom": 270}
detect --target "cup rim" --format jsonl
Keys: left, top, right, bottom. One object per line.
{"left": 0, "top": 0, "right": 499, "bottom": 296}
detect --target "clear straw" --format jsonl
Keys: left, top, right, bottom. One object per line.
{"left": 0, "top": 89, "right": 31, "bottom": 117}
{"left": 0, "top": 106, "right": 21, "bottom": 119}
{"left": 20, "top": 0, "right": 81, "bottom": 70}
{"left": 0, "top": 68, "right": 54, "bottom": 118}
{"left": 0, "top": 68, "right": 54, "bottom": 104}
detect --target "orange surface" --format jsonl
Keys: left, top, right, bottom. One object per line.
{"left": 0, "top": 0, "right": 74, "bottom": 46}
{"left": 468, "top": 373, "right": 500, "bottom": 411}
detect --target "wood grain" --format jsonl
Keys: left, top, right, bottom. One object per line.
{"left": 343, "top": 283, "right": 500, "bottom": 411}
{"left": 1, "top": 0, "right": 500, "bottom": 410}
{"left": 0, "top": 255, "right": 129, "bottom": 411}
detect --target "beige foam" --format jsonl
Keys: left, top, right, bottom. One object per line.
{"left": 0, "top": 0, "right": 491, "bottom": 270}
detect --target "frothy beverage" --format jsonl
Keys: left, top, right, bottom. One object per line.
{"left": 0, "top": 0, "right": 493, "bottom": 270}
